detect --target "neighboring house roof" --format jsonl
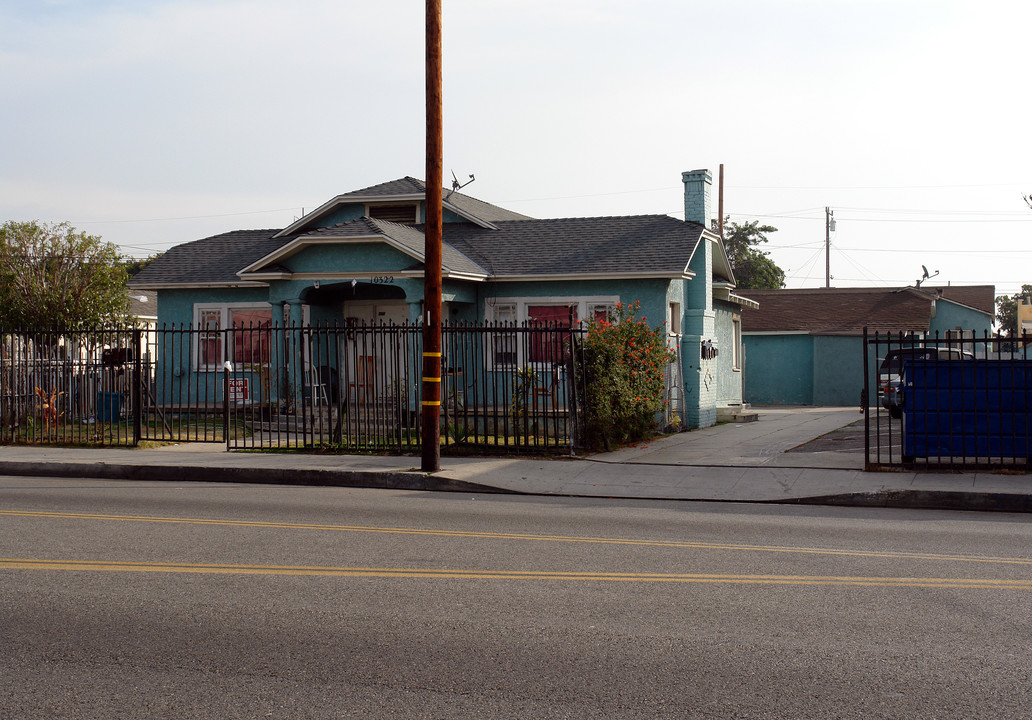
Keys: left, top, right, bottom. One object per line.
{"left": 128, "top": 290, "right": 157, "bottom": 320}
{"left": 918, "top": 285, "right": 996, "bottom": 316}
{"left": 738, "top": 286, "right": 995, "bottom": 335}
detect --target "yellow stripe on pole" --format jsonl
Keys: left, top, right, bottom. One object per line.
{"left": 421, "top": 400, "right": 441, "bottom": 407}
{"left": 422, "top": 377, "right": 441, "bottom": 383}
{"left": 423, "top": 351, "right": 442, "bottom": 357}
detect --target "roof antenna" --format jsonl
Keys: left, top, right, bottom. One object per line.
{"left": 448, "top": 170, "right": 475, "bottom": 197}
{"left": 916, "top": 264, "right": 939, "bottom": 287}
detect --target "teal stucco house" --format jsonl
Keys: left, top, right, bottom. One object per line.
{"left": 131, "top": 170, "right": 756, "bottom": 428}
{"left": 737, "top": 285, "right": 995, "bottom": 406}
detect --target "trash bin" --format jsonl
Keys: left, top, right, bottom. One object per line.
{"left": 97, "top": 391, "right": 122, "bottom": 422}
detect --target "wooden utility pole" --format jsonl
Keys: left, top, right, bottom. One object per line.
{"left": 422, "top": 0, "right": 443, "bottom": 472}
{"left": 825, "top": 206, "right": 833, "bottom": 288}
{"left": 718, "top": 164, "right": 725, "bottom": 237}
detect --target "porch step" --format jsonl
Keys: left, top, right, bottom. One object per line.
{"left": 717, "top": 404, "right": 758, "bottom": 424}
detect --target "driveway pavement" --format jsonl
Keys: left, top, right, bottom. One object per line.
{"left": 591, "top": 406, "right": 864, "bottom": 469}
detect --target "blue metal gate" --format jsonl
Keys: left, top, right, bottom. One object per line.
{"left": 864, "top": 328, "right": 1031, "bottom": 472}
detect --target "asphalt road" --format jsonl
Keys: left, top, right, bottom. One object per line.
{"left": 3, "top": 475, "right": 1032, "bottom": 719}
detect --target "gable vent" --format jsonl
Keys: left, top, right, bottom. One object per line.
{"left": 369, "top": 204, "right": 418, "bottom": 224}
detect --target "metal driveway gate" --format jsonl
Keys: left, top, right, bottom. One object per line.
{"left": 865, "top": 328, "right": 1031, "bottom": 472}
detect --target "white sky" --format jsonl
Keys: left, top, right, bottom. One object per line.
{"left": 2, "top": 0, "right": 1029, "bottom": 296}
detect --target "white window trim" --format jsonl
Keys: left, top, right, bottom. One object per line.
{"left": 192, "top": 302, "right": 273, "bottom": 371}
{"left": 484, "top": 296, "right": 618, "bottom": 369}
{"left": 668, "top": 301, "right": 682, "bottom": 350}
{"left": 732, "top": 314, "right": 742, "bottom": 371}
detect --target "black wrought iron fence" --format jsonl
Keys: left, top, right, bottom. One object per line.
{"left": 864, "top": 328, "right": 1031, "bottom": 471}
{"left": 0, "top": 327, "right": 148, "bottom": 446}
{"left": 224, "top": 321, "right": 587, "bottom": 453}
{"left": 1, "top": 322, "right": 587, "bottom": 454}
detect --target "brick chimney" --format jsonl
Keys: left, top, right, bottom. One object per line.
{"left": 682, "top": 169, "right": 712, "bottom": 227}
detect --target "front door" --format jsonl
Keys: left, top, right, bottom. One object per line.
{"left": 343, "top": 302, "right": 409, "bottom": 404}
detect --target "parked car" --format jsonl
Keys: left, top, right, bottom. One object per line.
{"left": 878, "top": 347, "right": 974, "bottom": 417}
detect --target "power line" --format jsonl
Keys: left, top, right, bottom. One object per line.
{"left": 729, "top": 211, "right": 1032, "bottom": 224}
{"left": 72, "top": 207, "right": 303, "bottom": 225}
{"left": 503, "top": 186, "right": 672, "bottom": 203}
{"left": 766, "top": 243, "right": 1032, "bottom": 254}
{"left": 835, "top": 206, "right": 1030, "bottom": 216}
{"left": 505, "top": 181, "right": 1028, "bottom": 204}
{"left": 830, "top": 217, "right": 1032, "bottom": 224}
{"left": 784, "top": 247, "right": 826, "bottom": 285}
{"left": 728, "top": 182, "right": 1027, "bottom": 191}
{"left": 832, "top": 246, "right": 886, "bottom": 285}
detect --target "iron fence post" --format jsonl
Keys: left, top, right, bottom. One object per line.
{"left": 132, "top": 328, "right": 142, "bottom": 445}
{"left": 863, "top": 326, "right": 870, "bottom": 470}
{"left": 223, "top": 362, "right": 230, "bottom": 451}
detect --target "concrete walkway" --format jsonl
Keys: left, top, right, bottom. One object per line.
{"left": 591, "top": 407, "right": 864, "bottom": 469}
{"left": 0, "top": 407, "right": 1029, "bottom": 512}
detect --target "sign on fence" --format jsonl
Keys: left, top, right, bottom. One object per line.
{"left": 228, "top": 377, "right": 249, "bottom": 402}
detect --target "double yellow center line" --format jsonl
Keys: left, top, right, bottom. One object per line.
{"left": 2, "top": 509, "right": 1030, "bottom": 566}
{"left": 3, "top": 558, "right": 1032, "bottom": 589}
{"left": 3, "top": 510, "right": 1032, "bottom": 589}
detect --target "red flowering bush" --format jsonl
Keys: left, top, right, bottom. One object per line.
{"left": 580, "top": 301, "right": 675, "bottom": 450}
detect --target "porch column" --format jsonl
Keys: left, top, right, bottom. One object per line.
{"left": 283, "top": 301, "right": 305, "bottom": 411}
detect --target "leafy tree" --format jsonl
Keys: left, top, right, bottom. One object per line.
{"left": 122, "top": 252, "right": 164, "bottom": 278}
{"left": 0, "top": 221, "right": 130, "bottom": 329}
{"left": 722, "top": 218, "right": 786, "bottom": 289}
{"left": 995, "top": 284, "right": 1032, "bottom": 337}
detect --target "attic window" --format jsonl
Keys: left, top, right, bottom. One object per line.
{"left": 369, "top": 204, "right": 418, "bottom": 224}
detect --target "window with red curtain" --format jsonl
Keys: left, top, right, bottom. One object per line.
{"left": 199, "top": 309, "right": 222, "bottom": 368}
{"left": 230, "top": 308, "right": 272, "bottom": 365}
{"left": 527, "top": 305, "right": 577, "bottom": 364}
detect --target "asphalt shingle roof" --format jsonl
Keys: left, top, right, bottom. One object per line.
{"left": 922, "top": 285, "right": 996, "bottom": 315}
{"left": 737, "top": 286, "right": 995, "bottom": 335}
{"left": 130, "top": 229, "right": 284, "bottom": 286}
{"left": 295, "top": 218, "right": 489, "bottom": 277}
{"left": 337, "top": 176, "right": 532, "bottom": 223}
{"left": 130, "top": 212, "right": 706, "bottom": 286}
{"left": 443, "top": 215, "right": 704, "bottom": 276}
{"left": 128, "top": 290, "right": 157, "bottom": 319}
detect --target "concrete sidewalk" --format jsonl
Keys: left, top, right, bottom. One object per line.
{"left": 0, "top": 407, "right": 1029, "bottom": 512}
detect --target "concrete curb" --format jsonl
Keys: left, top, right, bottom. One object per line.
{"left": 2, "top": 460, "right": 1029, "bottom": 513}
{"left": 784, "top": 490, "right": 1032, "bottom": 513}
{"left": 0, "top": 461, "right": 512, "bottom": 495}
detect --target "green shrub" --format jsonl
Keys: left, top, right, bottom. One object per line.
{"left": 580, "top": 301, "right": 675, "bottom": 450}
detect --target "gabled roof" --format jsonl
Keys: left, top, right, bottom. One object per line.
{"left": 132, "top": 213, "right": 707, "bottom": 288}
{"left": 129, "top": 175, "right": 740, "bottom": 290}
{"left": 443, "top": 215, "right": 703, "bottom": 278}
{"left": 243, "top": 217, "right": 489, "bottom": 280}
{"left": 917, "top": 285, "right": 996, "bottom": 316}
{"left": 737, "top": 286, "right": 995, "bottom": 335}
{"left": 129, "top": 229, "right": 282, "bottom": 287}
{"left": 274, "top": 176, "right": 531, "bottom": 238}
